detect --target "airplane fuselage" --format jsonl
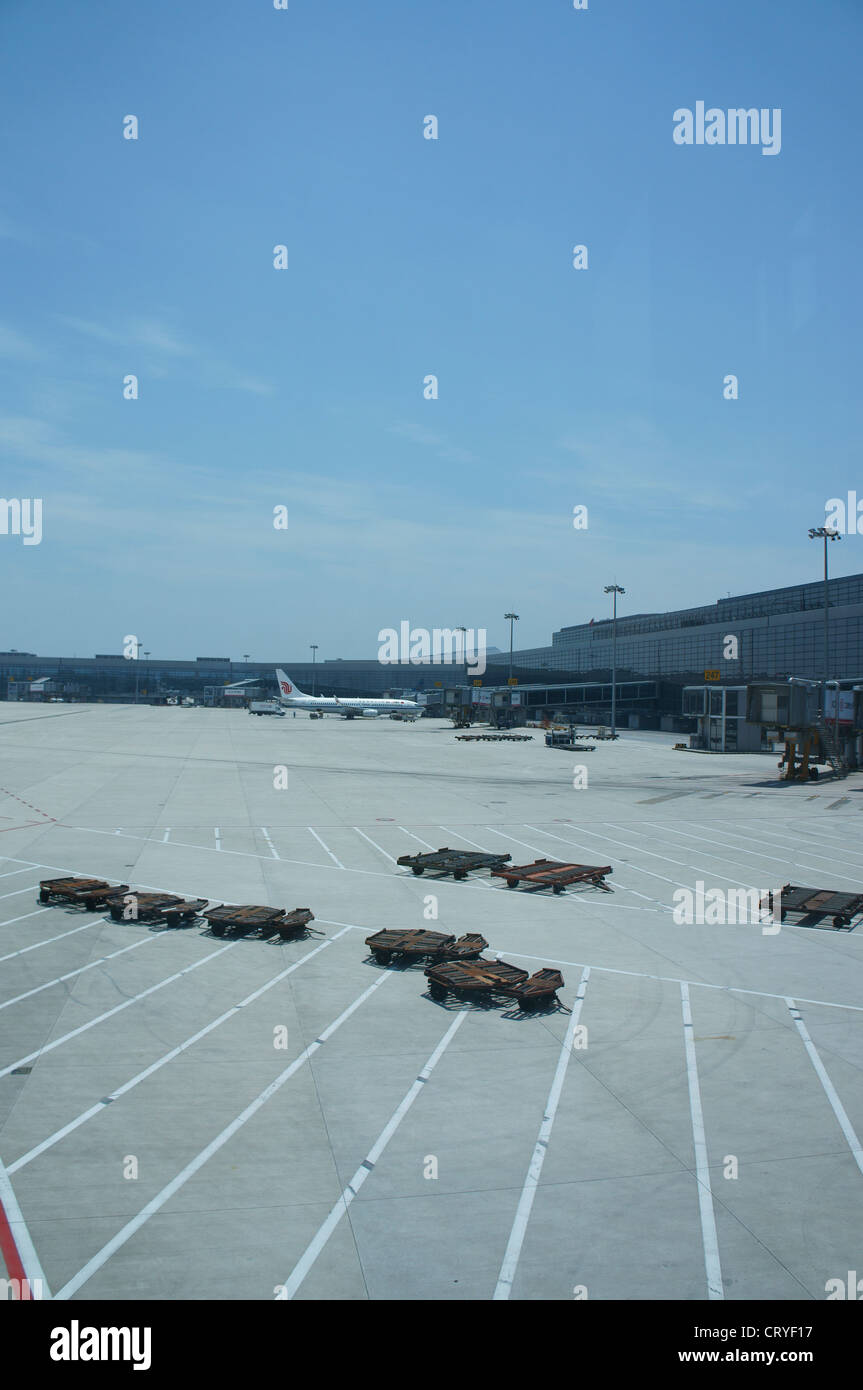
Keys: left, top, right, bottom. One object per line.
{"left": 282, "top": 695, "right": 416, "bottom": 715}
{"left": 274, "top": 670, "right": 418, "bottom": 717}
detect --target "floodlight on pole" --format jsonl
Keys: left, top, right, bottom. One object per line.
{"left": 454, "top": 627, "right": 467, "bottom": 688}
{"left": 310, "top": 644, "right": 318, "bottom": 697}
{"left": 603, "top": 585, "right": 625, "bottom": 736}
{"left": 504, "top": 613, "right": 519, "bottom": 683}
{"left": 808, "top": 527, "right": 841, "bottom": 716}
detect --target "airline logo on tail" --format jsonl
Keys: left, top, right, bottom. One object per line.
{"left": 276, "top": 669, "right": 304, "bottom": 699}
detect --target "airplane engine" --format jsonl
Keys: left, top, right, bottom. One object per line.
{"left": 362, "top": 709, "right": 380, "bottom": 718}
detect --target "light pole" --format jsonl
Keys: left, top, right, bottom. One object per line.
{"left": 454, "top": 627, "right": 467, "bottom": 685}
{"left": 603, "top": 585, "right": 625, "bottom": 736}
{"left": 808, "top": 527, "right": 841, "bottom": 716}
{"left": 144, "top": 652, "right": 150, "bottom": 703}
{"left": 310, "top": 644, "right": 318, "bottom": 697}
{"left": 451, "top": 626, "right": 467, "bottom": 721}
{"left": 134, "top": 639, "right": 142, "bottom": 704}
{"left": 504, "top": 612, "right": 519, "bottom": 684}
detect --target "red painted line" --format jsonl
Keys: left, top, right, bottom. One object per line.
{"left": 0, "top": 1192, "right": 31, "bottom": 1296}
{"left": 0, "top": 788, "right": 57, "bottom": 823}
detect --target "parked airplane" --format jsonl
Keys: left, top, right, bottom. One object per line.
{"left": 274, "top": 670, "right": 419, "bottom": 719}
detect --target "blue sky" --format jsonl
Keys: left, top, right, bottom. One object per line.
{"left": 1, "top": 0, "right": 861, "bottom": 660}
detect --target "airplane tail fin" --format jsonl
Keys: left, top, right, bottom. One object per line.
{"left": 275, "top": 669, "right": 307, "bottom": 700}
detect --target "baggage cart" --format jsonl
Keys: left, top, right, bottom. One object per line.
{"left": 490, "top": 859, "right": 612, "bottom": 894}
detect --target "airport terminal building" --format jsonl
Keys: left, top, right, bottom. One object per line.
{"left": 485, "top": 573, "right": 863, "bottom": 686}
{"left": 3, "top": 573, "right": 862, "bottom": 723}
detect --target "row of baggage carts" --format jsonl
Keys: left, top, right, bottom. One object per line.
{"left": 364, "top": 928, "right": 565, "bottom": 1012}
{"left": 37, "top": 878, "right": 316, "bottom": 940}
{"left": 395, "top": 847, "right": 613, "bottom": 894}
{"left": 36, "top": 877, "right": 566, "bottom": 1012}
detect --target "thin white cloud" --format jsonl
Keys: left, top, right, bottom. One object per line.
{"left": 55, "top": 314, "right": 273, "bottom": 394}
{"left": 0, "top": 414, "right": 165, "bottom": 475}
{"left": 388, "top": 421, "right": 476, "bottom": 464}
{"left": 557, "top": 417, "right": 755, "bottom": 511}
{"left": 56, "top": 316, "right": 124, "bottom": 345}
{"left": 129, "top": 319, "right": 192, "bottom": 356}
{"left": 0, "top": 322, "right": 39, "bottom": 360}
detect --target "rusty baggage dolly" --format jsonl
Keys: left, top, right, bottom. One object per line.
{"left": 163, "top": 899, "right": 210, "bottom": 928}
{"left": 396, "top": 847, "right": 512, "bottom": 880}
{"left": 454, "top": 733, "right": 532, "bottom": 742}
{"left": 272, "top": 908, "right": 316, "bottom": 940}
{"left": 424, "top": 957, "right": 564, "bottom": 1011}
{"left": 490, "top": 858, "right": 612, "bottom": 894}
{"left": 106, "top": 892, "right": 209, "bottom": 926}
{"left": 203, "top": 904, "right": 286, "bottom": 938}
{"left": 761, "top": 884, "right": 863, "bottom": 931}
{"left": 365, "top": 928, "right": 487, "bottom": 966}
{"left": 203, "top": 904, "right": 316, "bottom": 939}
{"left": 39, "top": 877, "right": 131, "bottom": 910}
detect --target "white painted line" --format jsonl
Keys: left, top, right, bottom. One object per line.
{"left": 0, "top": 921, "right": 96, "bottom": 963}
{"left": 0, "top": 1156, "right": 52, "bottom": 1299}
{"left": 398, "top": 826, "right": 436, "bottom": 849}
{"left": 353, "top": 827, "right": 396, "bottom": 862}
{"left": 503, "top": 949, "right": 863, "bottom": 1015}
{"left": 435, "top": 827, "right": 494, "bottom": 889}
{"left": 0, "top": 942, "right": 235, "bottom": 1079}
{"left": 437, "top": 826, "right": 487, "bottom": 851}
{"left": 484, "top": 825, "right": 547, "bottom": 855}
{"left": 280, "top": 1009, "right": 467, "bottom": 1300}
{"left": 0, "top": 934, "right": 158, "bottom": 1012}
{"left": 598, "top": 822, "right": 778, "bottom": 894}
{"left": 526, "top": 821, "right": 764, "bottom": 898}
{"left": 0, "top": 867, "right": 38, "bottom": 880}
{"left": 520, "top": 824, "right": 676, "bottom": 910}
{"left": 680, "top": 983, "right": 724, "bottom": 1300}
{"left": 494, "top": 967, "right": 591, "bottom": 1299}
{"left": 741, "top": 823, "right": 863, "bottom": 868}
{"left": 53, "top": 972, "right": 393, "bottom": 1300}
{"left": 9, "top": 928, "right": 356, "bottom": 1174}
{"left": 261, "top": 827, "right": 279, "bottom": 860}
{"left": 683, "top": 819, "right": 863, "bottom": 887}
{"left": 0, "top": 884, "right": 40, "bottom": 901}
{"left": 0, "top": 845, "right": 488, "bottom": 905}
{"left": 162, "top": 828, "right": 171, "bottom": 843}
{"left": 781, "top": 818, "right": 863, "bottom": 857}
{"left": 0, "top": 908, "right": 55, "bottom": 930}
{"left": 657, "top": 818, "right": 863, "bottom": 892}
{"left": 214, "top": 827, "right": 221, "bottom": 851}
{"left": 785, "top": 999, "right": 863, "bottom": 1176}
{"left": 567, "top": 821, "right": 687, "bottom": 867}
{"left": 615, "top": 820, "right": 767, "bottom": 868}
{"left": 309, "top": 827, "right": 344, "bottom": 869}
{"left": 653, "top": 821, "right": 802, "bottom": 868}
